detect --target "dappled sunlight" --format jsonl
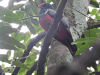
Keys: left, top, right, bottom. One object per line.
{"left": 10, "top": 23, "right": 19, "bottom": 28}
{"left": 0, "top": 49, "right": 8, "bottom": 54}
{"left": 33, "top": 46, "right": 41, "bottom": 51}
{"left": 20, "top": 26, "right": 29, "bottom": 33}
{"left": 14, "top": 0, "right": 28, "bottom": 5}
{"left": 0, "top": 0, "right": 9, "bottom": 7}
{"left": 30, "top": 34, "right": 38, "bottom": 38}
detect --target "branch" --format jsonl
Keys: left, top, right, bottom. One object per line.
{"left": 25, "top": 61, "right": 37, "bottom": 75}
{"left": 20, "top": 10, "right": 48, "bottom": 20}
{"left": 36, "top": 0, "right": 68, "bottom": 75}
{"left": 89, "top": 71, "right": 100, "bottom": 75}
{"left": 7, "top": 0, "right": 14, "bottom": 9}
{"left": 87, "top": 23, "right": 100, "bottom": 29}
{"left": 12, "top": 31, "right": 46, "bottom": 75}
{"left": 0, "top": 66, "right": 5, "bottom": 75}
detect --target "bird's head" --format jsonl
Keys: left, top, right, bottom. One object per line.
{"left": 38, "top": 3, "right": 55, "bottom": 10}
{"left": 38, "top": 3, "right": 55, "bottom": 14}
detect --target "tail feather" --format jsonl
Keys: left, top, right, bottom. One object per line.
{"left": 64, "top": 40, "right": 77, "bottom": 56}
{"left": 54, "top": 35, "right": 77, "bottom": 56}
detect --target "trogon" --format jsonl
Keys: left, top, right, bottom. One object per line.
{"left": 38, "top": 3, "right": 77, "bottom": 56}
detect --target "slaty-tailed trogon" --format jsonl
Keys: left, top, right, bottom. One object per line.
{"left": 38, "top": 3, "right": 77, "bottom": 56}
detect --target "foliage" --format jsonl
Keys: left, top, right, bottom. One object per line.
{"left": 0, "top": 0, "right": 99, "bottom": 75}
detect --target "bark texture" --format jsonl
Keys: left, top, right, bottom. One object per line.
{"left": 47, "top": 39, "right": 73, "bottom": 75}
{"left": 64, "top": 0, "right": 90, "bottom": 41}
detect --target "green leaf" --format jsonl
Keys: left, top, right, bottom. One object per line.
{"left": 0, "top": 6, "right": 22, "bottom": 24}
{"left": 24, "top": 35, "right": 30, "bottom": 42}
{"left": 14, "top": 50, "right": 23, "bottom": 58}
{"left": 34, "top": 71, "right": 36, "bottom": 75}
{"left": 31, "top": 18, "right": 39, "bottom": 26}
{"left": 0, "top": 35, "right": 26, "bottom": 49}
{"left": 0, "top": 22, "right": 4, "bottom": 27}
{"left": 74, "top": 37, "right": 95, "bottom": 55}
{"left": 12, "top": 33, "right": 25, "bottom": 41}
{"left": 90, "top": 0, "right": 99, "bottom": 8}
{"left": 0, "top": 6, "right": 11, "bottom": 17}
{"left": 26, "top": 39, "right": 31, "bottom": 46}
{"left": 29, "top": 0, "right": 38, "bottom": 15}
{"left": 1, "top": 12, "right": 22, "bottom": 24}
{"left": 0, "top": 26, "right": 18, "bottom": 36}
{"left": 27, "top": 50, "right": 38, "bottom": 61}
{"left": 0, "top": 53, "right": 11, "bottom": 63}
{"left": 76, "top": 28, "right": 100, "bottom": 55}
{"left": 17, "top": 11, "right": 25, "bottom": 19}
{"left": 25, "top": 6, "right": 30, "bottom": 12}
{"left": 12, "top": 61, "right": 28, "bottom": 68}
{"left": 19, "top": 68, "right": 27, "bottom": 73}
{"left": 96, "top": 13, "right": 100, "bottom": 20}
{"left": 35, "top": 0, "right": 41, "bottom": 5}
{"left": 75, "top": 42, "right": 93, "bottom": 55}
{"left": 11, "top": 4, "right": 24, "bottom": 10}
{"left": 25, "top": 21, "right": 36, "bottom": 34}
{"left": 7, "top": 50, "right": 12, "bottom": 57}
{"left": 47, "top": 0, "right": 51, "bottom": 3}
{"left": 90, "top": 9, "right": 99, "bottom": 15}
{"left": 51, "top": 0, "right": 59, "bottom": 5}
{"left": 12, "top": 32, "right": 30, "bottom": 42}
{"left": 0, "top": 55, "right": 8, "bottom": 62}
{"left": 34, "top": 25, "right": 44, "bottom": 34}
{"left": 25, "top": 5, "right": 33, "bottom": 15}
{"left": 97, "top": 64, "right": 100, "bottom": 71}
{"left": 0, "top": 43, "right": 18, "bottom": 50}
{"left": 72, "top": 37, "right": 95, "bottom": 44}
{"left": 25, "top": 50, "right": 38, "bottom": 65}
{"left": 35, "top": 0, "right": 42, "bottom": 5}
{"left": 4, "top": 67, "right": 13, "bottom": 73}
{"left": 84, "top": 28, "right": 100, "bottom": 37}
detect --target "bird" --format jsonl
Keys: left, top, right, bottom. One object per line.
{"left": 38, "top": 3, "right": 77, "bottom": 56}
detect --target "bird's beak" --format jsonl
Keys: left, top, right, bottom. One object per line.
{"left": 38, "top": 4, "right": 43, "bottom": 8}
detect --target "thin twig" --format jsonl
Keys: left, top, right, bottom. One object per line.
{"left": 20, "top": 10, "right": 48, "bottom": 20}
{"left": 14, "top": 50, "right": 35, "bottom": 61}
{"left": 89, "top": 71, "right": 100, "bottom": 75}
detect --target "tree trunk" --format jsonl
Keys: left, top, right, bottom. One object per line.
{"left": 64, "top": 0, "right": 90, "bottom": 41}
{"left": 47, "top": 0, "right": 90, "bottom": 75}
{"left": 47, "top": 39, "right": 72, "bottom": 75}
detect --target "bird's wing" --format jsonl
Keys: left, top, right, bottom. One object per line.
{"left": 48, "top": 9, "right": 69, "bottom": 28}
{"left": 47, "top": 9, "right": 56, "bottom": 19}
{"left": 47, "top": 9, "right": 71, "bottom": 35}
{"left": 48, "top": 9, "right": 77, "bottom": 55}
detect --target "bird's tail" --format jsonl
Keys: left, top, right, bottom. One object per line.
{"left": 53, "top": 35, "right": 77, "bottom": 56}
{"left": 64, "top": 40, "right": 77, "bottom": 56}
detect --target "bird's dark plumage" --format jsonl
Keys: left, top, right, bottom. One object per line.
{"left": 38, "top": 3, "right": 77, "bottom": 56}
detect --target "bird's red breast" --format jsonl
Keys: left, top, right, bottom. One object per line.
{"left": 40, "top": 14, "right": 53, "bottom": 31}
{"left": 40, "top": 14, "right": 67, "bottom": 40}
